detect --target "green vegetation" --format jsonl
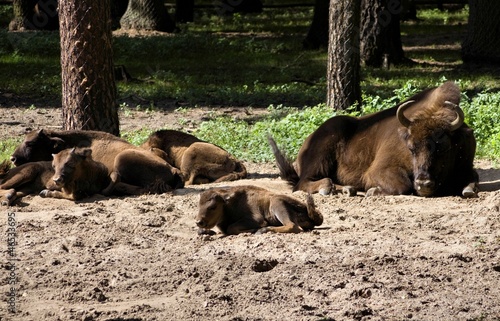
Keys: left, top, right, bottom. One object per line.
{"left": 0, "top": 5, "right": 499, "bottom": 162}
{"left": 195, "top": 80, "right": 500, "bottom": 162}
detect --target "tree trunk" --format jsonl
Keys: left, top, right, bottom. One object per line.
{"left": 59, "top": 0, "right": 119, "bottom": 135}
{"left": 120, "top": 0, "right": 176, "bottom": 32}
{"left": 360, "top": 0, "right": 406, "bottom": 67}
{"left": 9, "top": 0, "right": 59, "bottom": 31}
{"left": 327, "top": 0, "right": 361, "bottom": 110}
{"left": 175, "top": 0, "right": 194, "bottom": 23}
{"left": 303, "top": 0, "right": 329, "bottom": 49}
{"left": 111, "top": 0, "right": 129, "bottom": 29}
{"left": 462, "top": 0, "right": 500, "bottom": 64}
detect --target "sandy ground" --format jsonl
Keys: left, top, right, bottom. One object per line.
{"left": 1, "top": 105, "right": 500, "bottom": 321}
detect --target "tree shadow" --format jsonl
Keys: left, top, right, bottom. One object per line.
{"left": 477, "top": 168, "right": 500, "bottom": 192}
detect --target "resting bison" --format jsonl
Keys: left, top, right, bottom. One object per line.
{"left": 196, "top": 185, "right": 323, "bottom": 235}
{"left": 102, "top": 148, "right": 184, "bottom": 195}
{"left": 39, "top": 148, "right": 110, "bottom": 201}
{"left": 11, "top": 129, "right": 183, "bottom": 194}
{"left": 269, "top": 81, "right": 478, "bottom": 197}
{"left": 141, "top": 129, "right": 247, "bottom": 185}
{"left": 0, "top": 160, "right": 56, "bottom": 206}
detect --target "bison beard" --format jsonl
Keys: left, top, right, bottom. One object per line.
{"left": 269, "top": 81, "right": 478, "bottom": 198}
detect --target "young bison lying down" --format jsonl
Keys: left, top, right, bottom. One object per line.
{"left": 141, "top": 129, "right": 247, "bottom": 185}
{"left": 0, "top": 160, "right": 56, "bottom": 206}
{"left": 196, "top": 185, "right": 323, "bottom": 235}
{"left": 39, "top": 148, "right": 110, "bottom": 201}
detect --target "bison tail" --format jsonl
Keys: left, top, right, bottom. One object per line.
{"left": 267, "top": 135, "right": 299, "bottom": 187}
{"left": 306, "top": 193, "right": 323, "bottom": 226}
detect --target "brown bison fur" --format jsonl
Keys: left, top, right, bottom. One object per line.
{"left": 40, "top": 148, "right": 110, "bottom": 201}
{"left": 102, "top": 148, "right": 184, "bottom": 195}
{"left": 269, "top": 81, "right": 478, "bottom": 197}
{"left": 141, "top": 130, "right": 247, "bottom": 185}
{"left": 0, "top": 160, "right": 57, "bottom": 206}
{"left": 196, "top": 185, "right": 323, "bottom": 235}
{"left": 11, "top": 129, "right": 184, "bottom": 194}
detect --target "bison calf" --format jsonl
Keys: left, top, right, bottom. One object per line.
{"left": 0, "top": 160, "right": 56, "bottom": 206}
{"left": 40, "top": 148, "right": 110, "bottom": 201}
{"left": 102, "top": 148, "right": 184, "bottom": 196}
{"left": 141, "top": 129, "right": 247, "bottom": 185}
{"left": 196, "top": 185, "right": 323, "bottom": 235}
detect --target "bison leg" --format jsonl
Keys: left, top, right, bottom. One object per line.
{"left": 1, "top": 189, "right": 18, "bottom": 206}
{"left": 363, "top": 165, "right": 412, "bottom": 196}
{"left": 224, "top": 219, "right": 261, "bottom": 235}
{"left": 462, "top": 182, "right": 478, "bottom": 198}
{"left": 296, "top": 177, "right": 334, "bottom": 195}
{"left": 39, "top": 189, "right": 74, "bottom": 200}
{"left": 258, "top": 198, "right": 307, "bottom": 234}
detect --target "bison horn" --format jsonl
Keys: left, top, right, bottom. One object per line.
{"left": 396, "top": 100, "right": 415, "bottom": 128}
{"left": 445, "top": 101, "right": 464, "bottom": 131}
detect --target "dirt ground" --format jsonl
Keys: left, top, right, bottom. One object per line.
{"left": 1, "top": 105, "right": 500, "bottom": 321}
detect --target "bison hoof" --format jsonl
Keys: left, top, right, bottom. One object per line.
{"left": 1, "top": 199, "right": 9, "bottom": 206}
{"left": 462, "top": 186, "right": 478, "bottom": 198}
{"left": 255, "top": 227, "right": 270, "bottom": 235}
{"left": 318, "top": 187, "right": 331, "bottom": 196}
{"left": 366, "top": 187, "right": 382, "bottom": 197}
{"left": 342, "top": 186, "right": 357, "bottom": 197}
{"left": 39, "top": 189, "right": 50, "bottom": 198}
{"left": 197, "top": 228, "right": 216, "bottom": 236}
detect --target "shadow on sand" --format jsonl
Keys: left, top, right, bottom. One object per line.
{"left": 477, "top": 168, "right": 500, "bottom": 192}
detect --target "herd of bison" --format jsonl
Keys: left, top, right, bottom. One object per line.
{"left": 0, "top": 81, "right": 484, "bottom": 236}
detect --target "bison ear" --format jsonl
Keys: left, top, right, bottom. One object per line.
{"left": 81, "top": 148, "right": 92, "bottom": 158}
{"left": 223, "top": 192, "right": 235, "bottom": 202}
{"left": 398, "top": 127, "right": 410, "bottom": 141}
{"left": 50, "top": 137, "right": 66, "bottom": 150}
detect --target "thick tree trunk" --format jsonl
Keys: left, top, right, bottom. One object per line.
{"left": 9, "top": 0, "right": 59, "bottom": 31}
{"left": 120, "top": 0, "right": 176, "bottom": 32}
{"left": 361, "top": 0, "right": 406, "bottom": 67}
{"left": 462, "top": 1, "right": 500, "bottom": 64}
{"left": 327, "top": 0, "right": 361, "bottom": 110}
{"left": 303, "top": 0, "right": 329, "bottom": 49}
{"left": 59, "top": 0, "right": 119, "bottom": 135}
{"left": 175, "top": 0, "right": 194, "bottom": 23}
{"left": 111, "top": 0, "right": 129, "bottom": 29}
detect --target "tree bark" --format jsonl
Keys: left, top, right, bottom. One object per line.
{"left": 462, "top": 0, "right": 500, "bottom": 64}
{"left": 9, "top": 0, "right": 59, "bottom": 31}
{"left": 327, "top": 0, "right": 361, "bottom": 110}
{"left": 361, "top": 0, "right": 406, "bottom": 67}
{"left": 59, "top": 0, "right": 119, "bottom": 135}
{"left": 175, "top": 0, "right": 194, "bottom": 23}
{"left": 120, "top": 0, "right": 176, "bottom": 32}
{"left": 303, "top": 0, "right": 329, "bottom": 49}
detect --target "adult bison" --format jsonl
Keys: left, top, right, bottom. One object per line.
{"left": 269, "top": 81, "right": 478, "bottom": 197}
{"left": 141, "top": 129, "right": 247, "bottom": 185}
{"left": 10, "top": 129, "right": 184, "bottom": 194}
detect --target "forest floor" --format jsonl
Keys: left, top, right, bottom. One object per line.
{"left": 1, "top": 105, "right": 500, "bottom": 321}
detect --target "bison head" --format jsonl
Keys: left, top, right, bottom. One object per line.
{"left": 11, "top": 129, "right": 65, "bottom": 166}
{"left": 398, "top": 100, "right": 464, "bottom": 197}
{"left": 196, "top": 190, "right": 225, "bottom": 230}
{"left": 51, "top": 148, "right": 91, "bottom": 187}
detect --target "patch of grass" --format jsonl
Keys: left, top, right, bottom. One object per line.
{"left": 121, "top": 128, "right": 155, "bottom": 146}
{"left": 195, "top": 81, "right": 500, "bottom": 162}
{"left": 0, "top": 138, "right": 21, "bottom": 162}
